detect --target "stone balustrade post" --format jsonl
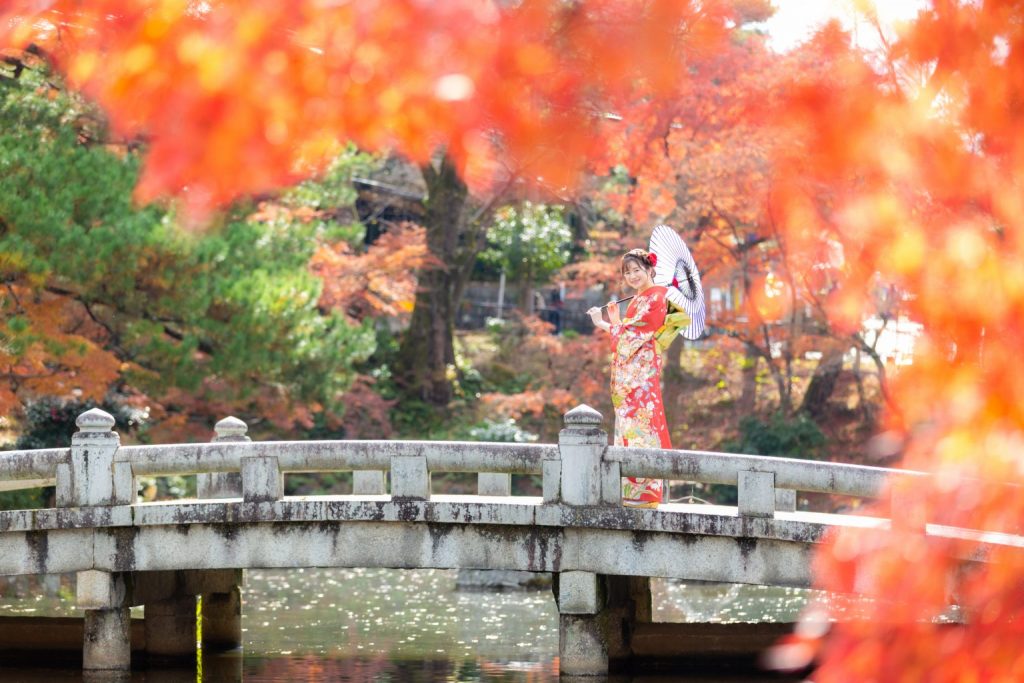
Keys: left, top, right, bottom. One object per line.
{"left": 555, "top": 405, "right": 614, "bottom": 676}
{"left": 58, "top": 408, "right": 128, "bottom": 507}
{"left": 198, "top": 416, "right": 247, "bottom": 499}
{"left": 62, "top": 410, "right": 133, "bottom": 674}
{"left": 557, "top": 405, "right": 607, "bottom": 506}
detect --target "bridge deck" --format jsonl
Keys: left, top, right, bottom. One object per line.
{"left": 2, "top": 495, "right": 1015, "bottom": 588}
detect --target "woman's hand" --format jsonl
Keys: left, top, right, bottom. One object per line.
{"left": 607, "top": 302, "right": 621, "bottom": 325}
{"left": 588, "top": 306, "right": 612, "bottom": 332}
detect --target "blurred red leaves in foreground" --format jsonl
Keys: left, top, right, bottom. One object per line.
{"left": 762, "top": 5, "right": 1024, "bottom": 681}
{"left": 0, "top": 0, "right": 733, "bottom": 216}
{"left": 6, "top": 0, "right": 1024, "bottom": 679}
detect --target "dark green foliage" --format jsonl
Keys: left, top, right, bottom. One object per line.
{"left": 0, "top": 488, "right": 44, "bottom": 511}
{"left": 0, "top": 64, "right": 376, "bottom": 418}
{"left": 721, "top": 413, "right": 827, "bottom": 459}
{"left": 286, "top": 471, "right": 353, "bottom": 496}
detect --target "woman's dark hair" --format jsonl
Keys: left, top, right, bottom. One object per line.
{"left": 620, "top": 248, "right": 655, "bottom": 274}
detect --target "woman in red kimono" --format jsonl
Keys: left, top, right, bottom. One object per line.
{"left": 588, "top": 249, "right": 672, "bottom": 508}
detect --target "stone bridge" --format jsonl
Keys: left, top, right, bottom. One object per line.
{"left": 0, "top": 404, "right": 1012, "bottom": 677}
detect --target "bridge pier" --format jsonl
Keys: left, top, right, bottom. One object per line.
{"left": 555, "top": 571, "right": 655, "bottom": 675}
{"left": 556, "top": 571, "right": 606, "bottom": 675}
{"left": 83, "top": 607, "right": 132, "bottom": 674}
{"left": 202, "top": 585, "right": 243, "bottom": 650}
{"left": 604, "top": 575, "right": 654, "bottom": 661}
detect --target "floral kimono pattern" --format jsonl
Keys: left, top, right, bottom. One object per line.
{"left": 609, "top": 286, "right": 671, "bottom": 507}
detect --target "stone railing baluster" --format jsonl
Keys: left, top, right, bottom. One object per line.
{"left": 738, "top": 470, "right": 776, "bottom": 518}
{"left": 241, "top": 455, "right": 283, "bottom": 503}
{"left": 542, "top": 448, "right": 562, "bottom": 504}
{"left": 477, "top": 472, "right": 511, "bottom": 496}
{"left": 390, "top": 454, "right": 430, "bottom": 500}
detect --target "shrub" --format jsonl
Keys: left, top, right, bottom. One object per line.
{"left": 722, "top": 413, "right": 827, "bottom": 460}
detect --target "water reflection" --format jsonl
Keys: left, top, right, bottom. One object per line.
{"left": 243, "top": 567, "right": 558, "bottom": 661}
{"left": 0, "top": 568, "right": 825, "bottom": 682}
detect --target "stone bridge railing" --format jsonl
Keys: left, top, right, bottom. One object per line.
{"left": 0, "top": 404, "right": 918, "bottom": 514}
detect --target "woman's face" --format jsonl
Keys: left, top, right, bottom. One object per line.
{"left": 622, "top": 260, "right": 652, "bottom": 291}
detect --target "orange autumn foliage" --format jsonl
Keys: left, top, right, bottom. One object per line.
{"left": 481, "top": 316, "right": 607, "bottom": 439}
{"left": 592, "top": 32, "right": 857, "bottom": 415}
{"left": 0, "top": 285, "right": 125, "bottom": 415}
{"left": 310, "top": 222, "right": 436, "bottom": 323}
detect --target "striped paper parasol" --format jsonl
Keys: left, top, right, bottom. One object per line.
{"left": 649, "top": 224, "right": 706, "bottom": 339}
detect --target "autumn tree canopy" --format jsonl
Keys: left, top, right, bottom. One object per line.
{"left": 0, "top": 64, "right": 379, "bottom": 438}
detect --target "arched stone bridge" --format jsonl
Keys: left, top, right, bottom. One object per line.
{"left": 0, "top": 404, "right": 1014, "bottom": 677}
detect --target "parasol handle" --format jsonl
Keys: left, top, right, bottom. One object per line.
{"left": 603, "top": 295, "right": 634, "bottom": 307}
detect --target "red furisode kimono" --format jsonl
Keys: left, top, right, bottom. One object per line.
{"left": 609, "top": 285, "right": 671, "bottom": 508}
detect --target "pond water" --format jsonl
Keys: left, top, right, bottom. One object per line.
{"left": 0, "top": 568, "right": 831, "bottom": 682}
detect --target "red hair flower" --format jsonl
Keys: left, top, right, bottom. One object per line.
{"left": 648, "top": 252, "right": 658, "bottom": 267}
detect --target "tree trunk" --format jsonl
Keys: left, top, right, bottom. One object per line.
{"left": 394, "top": 154, "right": 482, "bottom": 406}
{"left": 518, "top": 277, "right": 533, "bottom": 315}
{"left": 738, "top": 344, "right": 759, "bottom": 416}
{"left": 800, "top": 343, "right": 846, "bottom": 419}
{"left": 760, "top": 325, "right": 791, "bottom": 415}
